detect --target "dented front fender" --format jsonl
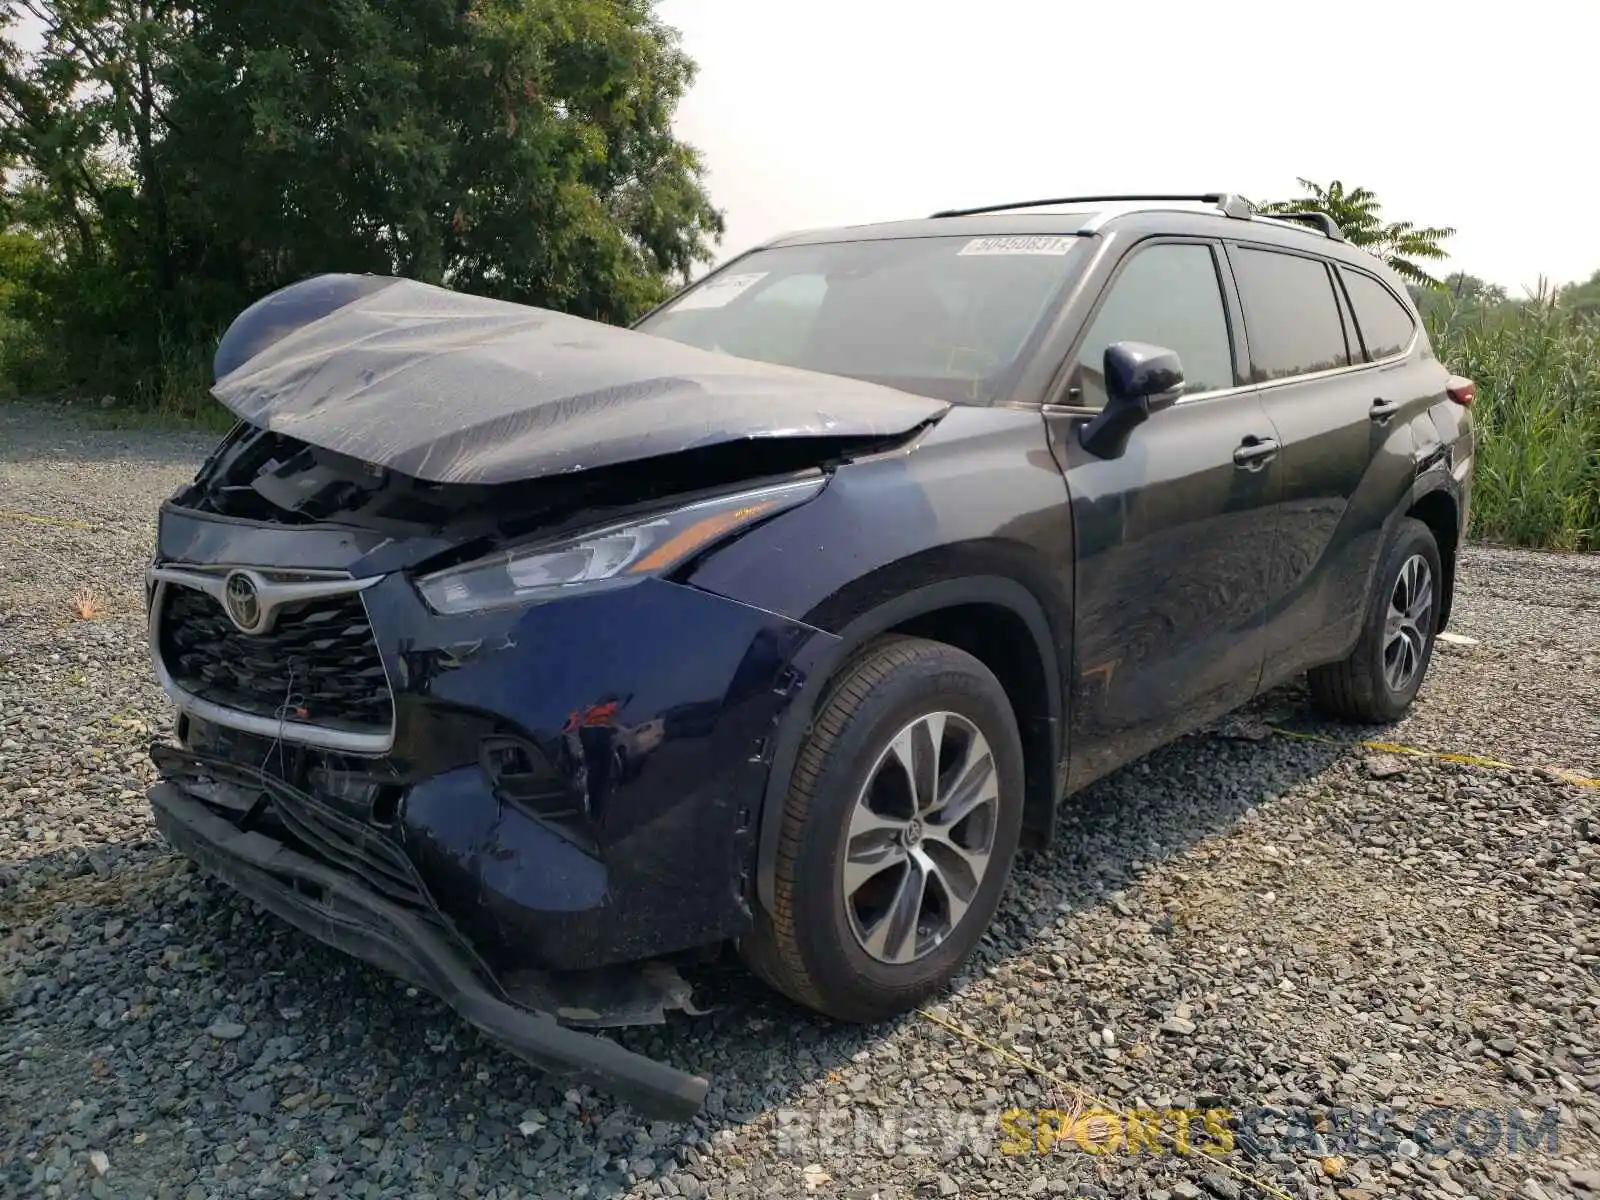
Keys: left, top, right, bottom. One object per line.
{"left": 354, "top": 574, "right": 837, "bottom": 968}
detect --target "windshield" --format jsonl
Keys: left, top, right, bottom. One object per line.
{"left": 634, "top": 235, "right": 1084, "bottom": 404}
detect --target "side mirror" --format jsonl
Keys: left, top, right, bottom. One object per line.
{"left": 1078, "top": 341, "right": 1185, "bottom": 459}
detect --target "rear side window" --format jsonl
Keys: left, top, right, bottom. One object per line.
{"left": 1341, "top": 268, "right": 1417, "bottom": 360}
{"left": 1072, "top": 243, "right": 1235, "bottom": 408}
{"left": 1231, "top": 248, "right": 1351, "bottom": 382}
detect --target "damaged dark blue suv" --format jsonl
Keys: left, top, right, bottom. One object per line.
{"left": 146, "top": 193, "right": 1476, "bottom": 1118}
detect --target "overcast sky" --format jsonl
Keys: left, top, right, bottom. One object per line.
{"left": 656, "top": 0, "right": 1598, "bottom": 294}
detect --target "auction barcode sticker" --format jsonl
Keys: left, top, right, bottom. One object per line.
{"left": 958, "top": 235, "right": 1076, "bottom": 257}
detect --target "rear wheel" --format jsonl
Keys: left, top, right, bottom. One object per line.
{"left": 741, "top": 636, "right": 1025, "bottom": 1023}
{"left": 1309, "top": 517, "right": 1442, "bottom": 723}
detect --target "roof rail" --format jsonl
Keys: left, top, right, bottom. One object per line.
{"left": 1256, "top": 210, "right": 1346, "bottom": 241}
{"left": 928, "top": 193, "right": 1346, "bottom": 242}
{"left": 930, "top": 193, "right": 1256, "bottom": 220}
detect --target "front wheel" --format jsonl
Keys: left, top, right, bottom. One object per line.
{"left": 1309, "top": 516, "right": 1443, "bottom": 723}
{"left": 740, "top": 636, "right": 1025, "bottom": 1024}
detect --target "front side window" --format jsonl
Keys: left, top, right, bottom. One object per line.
{"left": 636, "top": 235, "right": 1085, "bottom": 404}
{"left": 1071, "top": 242, "right": 1236, "bottom": 408}
{"left": 1231, "top": 247, "right": 1352, "bottom": 381}
{"left": 1340, "top": 268, "right": 1417, "bottom": 361}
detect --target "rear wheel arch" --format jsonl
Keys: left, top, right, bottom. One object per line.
{"left": 1309, "top": 515, "right": 1443, "bottom": 723}
{"left": 1406, "top": 486, "right": 1461, "bottom": 630}
{"left": 754, "top": 570, "right": 1066, "bottom": 917}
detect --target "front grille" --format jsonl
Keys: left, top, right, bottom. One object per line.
{"left": 159, "top": 584, "right": 392, "bottom": 733}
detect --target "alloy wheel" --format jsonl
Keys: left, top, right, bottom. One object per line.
{"left": 1383, "top": 553, "right": 1433, "bottom": 692}
{"left": 842, "top": 711, "right": 1001, "bottom": 965}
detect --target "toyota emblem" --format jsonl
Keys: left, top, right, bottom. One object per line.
{"left": 223, "top": 571, "right": 265, "bottom": 634}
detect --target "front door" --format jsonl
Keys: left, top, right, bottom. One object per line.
{"left": 1044, "top": 239, "right": 1284, "bottom": 790}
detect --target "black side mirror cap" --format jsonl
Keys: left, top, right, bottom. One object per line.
{"left": 1079, "top": 341, "right": 1185, "bottom": 459}
{"left": 1105, "top": 341, "right": 1184, "bottom": 407}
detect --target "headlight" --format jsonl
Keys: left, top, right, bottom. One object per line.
{"left": 416, "top": 476, "right": 826, "bottom": 615}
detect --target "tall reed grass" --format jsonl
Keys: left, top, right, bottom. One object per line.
{"left": 1426, "top": 286, "right": 1599, "bottom": 551}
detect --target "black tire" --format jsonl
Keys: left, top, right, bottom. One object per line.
{"left": 1308, "top": 517, "right": 1443, "bottom": 724}
{"left": 740, "top": 635, "right": 1025, "bottom": 1023}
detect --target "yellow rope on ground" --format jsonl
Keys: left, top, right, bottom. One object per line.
{"left": 0, "top": 509, "right": 106, "bottom": 532}
{"left": 1267, "top": 725, "right": 1600, "bottom": 788}
{"left": 916, "top": 1008, "right": 1297, "bottom": 1200}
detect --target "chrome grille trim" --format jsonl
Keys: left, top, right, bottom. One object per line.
{"left": 147, "top": 564, "right": 397, "bottom": 755}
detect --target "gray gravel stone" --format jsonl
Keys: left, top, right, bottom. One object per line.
{"left": 3, "top": 404, "right": 1599, "bottom": 1199}
{"left": 1364, "top": 753, "right": 1409, "bottom": 779}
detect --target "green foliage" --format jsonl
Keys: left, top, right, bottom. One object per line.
{"left": 0, "top": 226, "right": 51, "bottom": 394}
{"left": 1559, "top": 270, "right": 1600, "bottom": 319}
{"left": 1256, "top": 179, "right": 1455, "bottom": 287}
{"left": 1411, "top": 272, "right": 1522, "bottom": 331}
{"left": 0, "top": 0, "right": 723, "bottom": 411}
{"left": 1427, "top": 291, "right": 1600, "bottom": 551}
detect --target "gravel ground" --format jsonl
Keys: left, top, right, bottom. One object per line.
{"left": 2, "top": 402, "right": 1597, "bottom": 1200}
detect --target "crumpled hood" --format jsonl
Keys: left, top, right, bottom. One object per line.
{"left": 209, "top": 274, "right": 950, "bottom": 485}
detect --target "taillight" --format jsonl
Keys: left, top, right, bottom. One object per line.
{"left": 1446, "top": 375, "right": 1476, "bottom": 407}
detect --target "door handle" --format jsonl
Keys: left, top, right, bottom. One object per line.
{"left": 1370, "top": 398, "right": 1402, "bottom": 422}
{"left": 1233, "top": 436, "right": 1280, "bottom": 470}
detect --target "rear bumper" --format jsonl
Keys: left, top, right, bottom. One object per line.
{"left": 150, "top": 780, "right": 709, "bottom": 1121}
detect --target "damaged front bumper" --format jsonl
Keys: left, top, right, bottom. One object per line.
{"left": 149, "top": 755, "right": 712, "bottom": 1121}
{"left": 144, "top": 496, "right": 839, "bottom": 1117}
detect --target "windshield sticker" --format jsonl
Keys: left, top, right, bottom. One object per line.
{"left": 958, "top": 235, "right": 1076, "bottom": 257}
{"left": 668, "top": 272, "right": 770, "bottom": 311}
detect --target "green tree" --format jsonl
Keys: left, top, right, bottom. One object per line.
{"left": 1440, "top": 272, "right": 1508, "bottom": 308}
{"left": 1559, "top": 270, "right": 1600, "bottom": 319}
{"left": 1256, "top": 179, "right": 1455, "bottom": 287}
{"left": 0, "top": 0, "right": 723, "bottom": 407}
{"left": 1411, "top": 271, "right": 1519, "bottom": 327}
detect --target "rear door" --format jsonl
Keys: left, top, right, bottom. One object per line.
{"left": 1045, "top": 238, "right": 1284, "bottom": 790}
{"left": 1338, "top": 263, "right": 1457, "bottom": 488}
{"left": 1226, "top": 243, "right": 1426, "bottom": 684}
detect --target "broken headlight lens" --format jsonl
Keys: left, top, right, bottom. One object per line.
{"left": 416, "top": 476, "right": 826, "bottom": 615}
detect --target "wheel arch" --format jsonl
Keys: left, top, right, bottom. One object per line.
{"left": 753, "top": 568, "right": 1067, "bottom": 917}
{"left": 1405, "top": 483, "right": 1462, "bottom": 631}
